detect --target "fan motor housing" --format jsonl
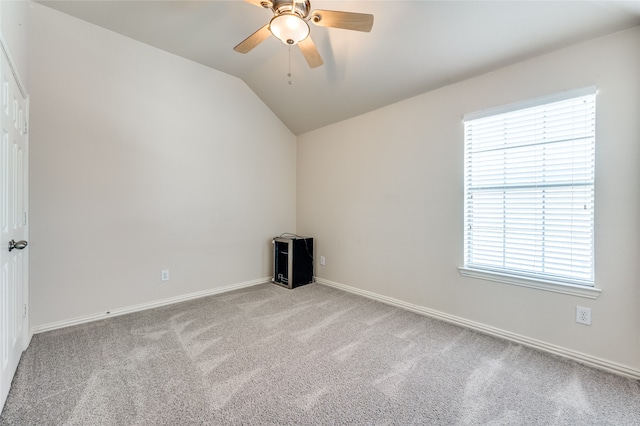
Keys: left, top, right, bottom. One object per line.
{"left": 270, "top": 0, "right": 311, "bottom": 19}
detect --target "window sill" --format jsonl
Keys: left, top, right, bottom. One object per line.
{"left": 458, "top": 267, "right": 602, "bottom": 299}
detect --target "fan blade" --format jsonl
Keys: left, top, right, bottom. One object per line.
{"left": 310, "top": 10, "right": 374, "bottom": 32}
{"left": 234, "top": 24, "right": 272, "bottom": 54}
{"left": 298, "top": 36, "right": 323, "bottom": 68}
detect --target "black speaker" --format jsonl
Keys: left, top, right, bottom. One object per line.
{"left": 272, "top": 236, "right": 313, "bottom": 289}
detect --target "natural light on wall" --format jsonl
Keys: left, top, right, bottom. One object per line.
{"left": 460, "top": 86, "right": 599, "bottom": 298}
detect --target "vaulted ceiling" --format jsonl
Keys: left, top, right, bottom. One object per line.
{"left": 37, "top": 1, "right": 640, "bottom": 134}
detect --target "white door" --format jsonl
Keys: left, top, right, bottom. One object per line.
{"left": 0, "top": 43, "right": 28, "bottom": 410}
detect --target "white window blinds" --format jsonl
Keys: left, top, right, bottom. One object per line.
{"left": 463, "top": 88, "right": 596, "bottom": 287}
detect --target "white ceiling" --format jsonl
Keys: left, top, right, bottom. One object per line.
{"left": 36, "top": 1, "right": 640, "bottom": 135}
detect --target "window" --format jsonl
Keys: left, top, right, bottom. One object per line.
{"left": 461, "top": 87, "right": 597, "bottom": 294}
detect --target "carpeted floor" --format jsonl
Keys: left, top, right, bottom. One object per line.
{"left": 1, "top": 283, "right": 639, "bottom": 425}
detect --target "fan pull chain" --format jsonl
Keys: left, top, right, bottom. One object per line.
{"left": 287, "top": 46, "right": 293, "bottom": 85}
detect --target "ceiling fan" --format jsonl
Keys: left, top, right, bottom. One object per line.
{"left": 234, "top": 0, "right": 374, "bottom": 68}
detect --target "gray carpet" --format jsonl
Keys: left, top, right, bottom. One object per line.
{"left": 1, "top": 283, "right": 639, "bottom": 425}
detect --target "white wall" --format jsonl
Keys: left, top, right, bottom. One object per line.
{"left": 0, "top": 0, "right": 29, "bottom": 91}
{"left": 297, "top": 28, "right": 640, "bottom": 371}
{"left": 29, "top": 4, "right": 296, "bottom": 327}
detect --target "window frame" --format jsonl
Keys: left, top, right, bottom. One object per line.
{"left": 459, "top": 87, "right": 601, "bottom": 299}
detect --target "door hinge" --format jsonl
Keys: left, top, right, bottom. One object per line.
{"left": 23, "top": 121, "right": 28, "bottom": 134}
{"left": 23, "top": 304, "right": 27, "bottom": 317}
{"left": 23, "top": 212, "right": 27, "bottom": 226}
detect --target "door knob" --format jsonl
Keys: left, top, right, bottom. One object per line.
{"left": 8, "top": 240, "right": 28, "bottom": 252}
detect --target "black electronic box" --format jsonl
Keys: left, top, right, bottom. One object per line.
{"left": 272, "top": 236, "right": 313, "bottom": 289}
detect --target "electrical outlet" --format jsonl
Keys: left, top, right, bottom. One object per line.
{"left": 161, "top": 270, "right": 170, "bottom": 281}
{"left": 576, "top": 306, "right": 591, "bottom": 325}
{"left": 320, "top": 256, "right": 326, "bottom": 266}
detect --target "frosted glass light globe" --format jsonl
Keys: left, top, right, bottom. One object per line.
{"left": 270, "top": 13, "right": 310, "bottom": 45}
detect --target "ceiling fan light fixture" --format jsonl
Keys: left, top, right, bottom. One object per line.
{"left": 269, "top": 13, "right": 310, "bottom": 45}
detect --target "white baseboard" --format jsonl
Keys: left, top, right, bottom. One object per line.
{"left": 315, "top": 277, "right": 640, "bottom": 380}
{"left": 32, "top": 277, "right": 270, "bottom": 334}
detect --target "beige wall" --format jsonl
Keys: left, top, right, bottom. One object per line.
{"left": 29, "top": 4, "right": 296, "bottom": 327}
{"left": 297, "top": 28, "right": 640, "bottom": 370}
